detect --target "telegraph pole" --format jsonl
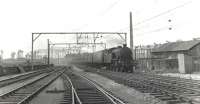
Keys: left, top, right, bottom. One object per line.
{"left": 31, "top": 33, "right": 34, "bottom": 70}
{"left": 47, "top": 39, "right": 50, "bottom": 66}
{"left": 130, "top": 12, "right": 134, "bottom": 58}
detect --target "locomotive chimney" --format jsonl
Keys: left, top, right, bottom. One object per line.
{"left": 130, "top": 12, "right": 134, "bottom": 58}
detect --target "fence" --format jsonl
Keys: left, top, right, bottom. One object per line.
{"left": 134, "top": 45, "right": 153, "bottom": 70}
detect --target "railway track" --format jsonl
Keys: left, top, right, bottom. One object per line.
{"left": 60, "top": 70, "right": 126, "bottom": 104}
{"left": 0, "top": 67, "right": 64, "bottom": 104}
{"left": 0, "top": 68, "right": 52, "bottom": 88}
{"left": 87, "top": 70, "right": 200, "bottom": 104}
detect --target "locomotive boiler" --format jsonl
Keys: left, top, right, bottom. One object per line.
{"left": 110, "top": 44, "right": 133, "bottom": 72}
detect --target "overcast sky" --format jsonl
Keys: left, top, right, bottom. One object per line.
{"left": 0, "top": 0, "right": 198, "bottom": 58}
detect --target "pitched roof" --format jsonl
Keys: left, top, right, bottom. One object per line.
{"left": 152, "top": 40, "right": 200, "bottom": 53}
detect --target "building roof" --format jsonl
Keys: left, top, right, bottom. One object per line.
{"left": 152, "top": 40, "right": 200, "bottom": 53}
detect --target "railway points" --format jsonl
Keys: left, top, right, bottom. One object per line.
{"left": 59, "top": 69, "right": 126, "bottom": 104}
{"left": 0, "top": 66, "right": 129, "bottom": 104}
{"left": 71, "top": 65, "right": 162, "bottom": 104}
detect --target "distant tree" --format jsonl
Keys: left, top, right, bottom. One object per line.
{"left": 0, "top": 50, "right": 3, "bottom": 60}
{"left": 43, "top": 55, "right": 48, "bottom": 64}
{"left": 25, "top": 53, "right": 31, "bottom": 64}
{"left": 0, "top": 50, "right": 3, "bottom": 55}
{"left": 25, "top": 53, "right": 31, "bottom": 59}
{"left": 11, "top": 52, "right": 16, "bottom": 59}
{"left": 17, "top": 49, "right": 24, "bottom": 58}
{"left": 176, "top": 39, "right": 182, "bottom": 42}
{"left": 25, "top": 53, "right": 28, "bottom": 58}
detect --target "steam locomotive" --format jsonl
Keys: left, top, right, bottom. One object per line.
{"left": 66, "top": 44, "right": 134, "bottom": 72}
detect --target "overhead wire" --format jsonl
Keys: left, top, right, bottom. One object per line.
{"left": 100, "top": 0, "right": 121, "bottom": 16}
{"left": 70, "top": 1, "right": 192, "bottom": 48}
{"left": 117, "top": 0, "right": 192, "bottom": 31}
{"left": 134, "top": 1, "right": 192, "bottom": 26}
{"left": 116, "top": 0, "right": 192, "bottom": 38}
{"left": 136, "top": 26, "right": 171, "bottom": 36}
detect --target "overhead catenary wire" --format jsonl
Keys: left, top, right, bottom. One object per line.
{"left": 70, "top": 1, "right": 192, "bottom": 50}
{"left": 134, "top": 1, "right": 192, "bottom": 26}
{"left": 100, "top": 0, "right": 121, "bottom": 16}
{"left": 136, "top": 26, "right": 171, "bottom": 36}
{"left": 133, "top": 16, "right": 189, "bottom": 36}
{"left": 117, "top": 1, "right": 192, "bottom": 32}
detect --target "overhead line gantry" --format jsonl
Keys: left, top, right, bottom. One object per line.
{"left": 31, "top": 32, "right": 127, "bottom": 70}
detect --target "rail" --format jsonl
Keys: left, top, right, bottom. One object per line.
{"left": 63, "top": 71, "right": 125, "bottom": 104}
{"left": 96, "top": 70, "right": 200, "bottom": 103}
{"left": 0, "top": 68, "right": 65, "bottom": 104}
{"left": 62, "top": 74, "right": 82, "bottom": 104}
{"left": 17, "top": 70, "right": 64, "bottom": 104}
{"left": 74, "top": 72, "right": 126, "bottom": 104}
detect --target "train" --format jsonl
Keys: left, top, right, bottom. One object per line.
{"left": 65, "top": 44, "right": 135, "bottom": 72}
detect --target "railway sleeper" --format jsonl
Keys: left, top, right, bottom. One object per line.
{"left": 80, "top": 100, "right": 111, "bottom": 104}
{"left": 0, "top": 101, "right": 18, "bottom": 104}
{"left": 59, "top": 101, "right": 71, "bottom": 104}
{"left": 98, "top": 71, "right": 200, "bottom": 103}
{"left": 80, "top": 98, "right": 109, "bottom": 101}
{"left": 141, "top": 74, "right": 200, "bottom": 91}
{"left": 158, "top": 96, "right": 177, "bottom": 101}
{"left": 59, "top": 99, "right": 72, "bottom": 104}
{"left": 181, "top": 92, "right": 200, "bottom": 96}
{"left": 79, "top": 96, "right": 107, "bottom": 100}
{"left": 165, "top": 99, "right": 186, "bottom": 104}
{"left": 0, "top": 97, "right": 20, "bottom": 102}
{"left": 60, "top": 92, "right": 72, "bottom": 103}
{"left": 98, "top": 72, "right": 190, "bottom": 102}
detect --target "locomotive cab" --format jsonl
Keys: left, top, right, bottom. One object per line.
{"left": 111, "top": 44, "right": 133, "bottom": 73}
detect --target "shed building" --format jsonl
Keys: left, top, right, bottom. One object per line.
{"left": 151, "top": 40, "right": 200, "bottom": 73}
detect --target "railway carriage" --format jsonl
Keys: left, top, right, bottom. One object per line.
{"left": 65, "top": 44, "right": 134, "bottom": 72}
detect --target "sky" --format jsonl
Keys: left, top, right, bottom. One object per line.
{"left": 0, "top": 0, "right": 199, "bottom": 58}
